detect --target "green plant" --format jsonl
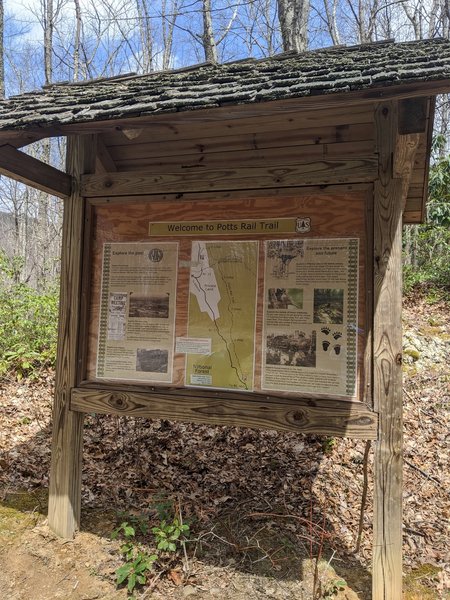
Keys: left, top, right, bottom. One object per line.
{"left": 116, "top": 554, "right": 156, "bottom": 598}
{"left": 403, "top": 140, "right": 450, "bottom": 300}
{"left": 112, "top": 521, "right": 157, "bottom": 598}
{"left": 322, "top": 437, "right": 336, "bottom": 454}
{"left": 111, "top": 501, "right": 190, "bottom": 597}
{"left": 152, "top": 517, "right": 190, "bottom": 552}
{"left": 322, "top": 577, "right": 347, "bottom": 598}
{"left": 151, "top": 495, "right": 191, "bottom": 552}
{"left": 0, "top": 251, "right": 59, "bottom": 380}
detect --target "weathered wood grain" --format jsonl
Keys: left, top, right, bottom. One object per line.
{"left": 87, "top": 183, "right": 371, "bottom": 206}
{"left": 48, "top": 134, "right": 96, "bottom": 539}
{"left": 113, "top": 141, "right": 375, "bottom": 173}
{"left": 363, "top": 187, "right": 374, "bottom": 407}
{"left": 372, "top": 102, "right": 404, "bottom": 600}
{"left": 101, "top": 105, "right": 375, "bottom": 148}
{"left": 71, "top": 388, "right": 378, "bottom": 439}
{"left": 104, "top": 123, "right": 374, "bottom": 162}
{"left": 81, "top": 160, "right": 377, "bottom": 197}
{"left": 95, "top": 137, "right": 117, "bottom": 173}
{"left": 0, "top": 143, "right": 72, "bottom": 198}
{"left": 394, "top": 133, "right": 420, "bottom": 209}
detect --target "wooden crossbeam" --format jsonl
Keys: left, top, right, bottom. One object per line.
{"left": 71, "top": 388, "right": 378, "bottom": 439}
{"left": 81, "top": 159, "right": 377, "bottom": 197}
{"left": 0, "top": 144, "right": 72, "bottom": 198}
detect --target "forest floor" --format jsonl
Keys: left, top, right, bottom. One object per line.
{"left": 0, "top": 294, "right": 449, "bottom": 600}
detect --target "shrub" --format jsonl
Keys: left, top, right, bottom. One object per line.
{"left": 0, "top": 251, "right": 59, "bottom": 379}
{"left": 403, "top": 140, "right": 450, "bottom": 300}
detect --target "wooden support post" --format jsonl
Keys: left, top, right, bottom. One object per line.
{"left": 48, "top": 135, "right": 97, "bottom": 538}
{"left": 372, "top": 102, "right": 404, "bottom": 599}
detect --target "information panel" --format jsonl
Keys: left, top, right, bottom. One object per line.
{"left": 262, "top": 238, "right": 358, "bottom": 396}
{"left": 96, "top": 236, "right": 358, "bottom": 396}
{"left": 97, "top": 242, "right": 178, "bottom": 382}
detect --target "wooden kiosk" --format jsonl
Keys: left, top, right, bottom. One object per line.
{"left": 0, "top": 38, "right": 449, "bottom": 599}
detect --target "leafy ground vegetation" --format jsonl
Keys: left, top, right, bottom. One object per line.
{"left": 0, "top": 287, "right": 449, "bottom": 599}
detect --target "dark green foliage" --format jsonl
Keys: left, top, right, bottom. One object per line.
{"left": 403, "top": 139, "right": 450, "bottom": 299}
{"left": 111, "top": 499, "right": 190, "bottom": 598}
{"left": 0, "top": 251, "right": 58, "bottom": 379}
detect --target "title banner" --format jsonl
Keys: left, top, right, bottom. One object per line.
{"left": 149, "top": 218, "right": 309, "bottom": 236}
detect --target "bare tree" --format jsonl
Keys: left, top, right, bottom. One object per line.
{"left": 0, "top": 0, "right": 4, "bottom": 99}
{"left": 161, "top": 0, "right": 179, "bottom": 69}
{"left": 136, "top": 0, "right": 154, "bottom": 72}
{"left": 201, "top": 0, "right": 218, "bottom": 62}
{"left": 277, "top": 0, "right": 310, "bottom": 51}
{"left": 73, "top": 0, "right": 82, "bottom": 80}
{"left": 237, "top": 0, "right": 279, "bottom": 57}
{"left": 323, "top": 0, "right": 341, "bottom": 44}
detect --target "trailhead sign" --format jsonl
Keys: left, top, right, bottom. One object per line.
{"left": 92, "top": 195, "right": 363, "bottom": 400}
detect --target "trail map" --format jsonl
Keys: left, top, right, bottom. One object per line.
{"left": 186, "top": 241, "right": 258, "bottom": 391}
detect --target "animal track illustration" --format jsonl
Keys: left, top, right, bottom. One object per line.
{"left": 333, "top": 331, "right": 342, "bottom": 340}
{"left": 321, "top": 327, "right": 331, "bottom": 335}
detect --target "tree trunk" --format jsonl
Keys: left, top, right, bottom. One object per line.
{"left": 202, "top": 0, "right": 218, "bottom": 62}
{"left": 0, "top": 0, "right": 4, "bottom": 99}
{"left": 162, "top": 0, "right": 178, "bottom": 70}
{"left": 277, "top": 0, "right": 310, "bottom": 52}
{"left": 136, "top": 0, "right": 153, "bottom": 72}
{"left": 323, "top": 0, "right": 341, "bottom": 45}
{"left": 44, "top": 0, "right": 54, "bottom": 85}
{"left": 73, "top": 0, "right": 81, "bottom": 80}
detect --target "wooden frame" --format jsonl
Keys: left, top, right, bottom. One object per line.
{"left": 372, "top": 102, "right": 404, "bottom": 600}
{"left": 70, "top": 185, "right": 374, "bottom": 430}
{"left": 0, "top": 95, "right": 411, "bottom": 600}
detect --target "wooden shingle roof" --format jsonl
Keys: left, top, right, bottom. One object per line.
{"left": 0, "top": 38, "right": 449, "bottom": 132}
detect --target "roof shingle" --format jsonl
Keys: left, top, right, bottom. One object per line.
{"left": 0, "top": 38, "right": 449, "bottom": 131}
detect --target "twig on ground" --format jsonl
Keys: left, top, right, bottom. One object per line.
{"left": 247, "top": 512, "right": 331, "bottom": 537}
{"left": 177, "top": 497, "right": 190, "bottom": 576}
{"left": 404, "top": 458, "right": 441, "bottom": 485}
{"left": 140, "top": 569, "right": 164, "bottom": 598}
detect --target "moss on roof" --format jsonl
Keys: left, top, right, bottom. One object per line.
{"left": 0, "top": 38, "right": 449, "bottom": 131}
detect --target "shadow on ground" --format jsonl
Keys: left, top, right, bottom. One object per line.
{"left": 1, "top": 409, "right": 374, "bottom": 598}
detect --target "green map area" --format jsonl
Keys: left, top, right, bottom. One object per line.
{"left": 186, "top": 240, "right": 258, "bottom": 391}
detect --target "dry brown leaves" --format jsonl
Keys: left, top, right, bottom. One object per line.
{"left": 0, "top": 298, "right": 448, "bottom": 598}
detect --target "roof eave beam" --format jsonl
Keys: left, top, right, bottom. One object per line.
{"left": 0, "top": 144, "right": 72, "bottom": 198}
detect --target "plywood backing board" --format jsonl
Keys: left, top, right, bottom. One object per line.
{"left": 81, "top": 188, "right": 372, "bottom": 406}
